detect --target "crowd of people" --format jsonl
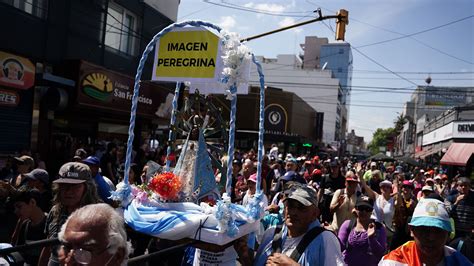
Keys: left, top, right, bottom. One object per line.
{"left": 0, "top": 143, "right": 473, "bottom": 265}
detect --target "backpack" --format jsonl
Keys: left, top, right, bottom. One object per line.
{"left": 271, "top": 224, "right": 326, "bottom": 262}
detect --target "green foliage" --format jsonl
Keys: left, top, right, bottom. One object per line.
{"left": 394, "top": 114, "right": 407, "bottom": 134}
{"left": 368, "top": 127, "right": 395, "bottom": 155}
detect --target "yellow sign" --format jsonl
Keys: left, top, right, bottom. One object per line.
{"left": 152, "top": 27, "right": 221, "bottom": 82}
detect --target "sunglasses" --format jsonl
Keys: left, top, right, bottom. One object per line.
{"left": 356, "top": 206, "right": 373, "bottom": 212}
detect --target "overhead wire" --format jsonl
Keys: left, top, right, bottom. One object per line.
{"left": 304, "top": 0, "right": 474, "bottom": 65}
{"left": 355, "top": 15, "right": 474, "bottom": 50}
{"left": 202, "top": 0, "right": 315, "bottom": 17}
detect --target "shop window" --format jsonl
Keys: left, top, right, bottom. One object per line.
{"left": 104, "top": 2, "right": 140, "bottom": 56}
{"left": 1, "top": 0, "right": 48, "bottom": 19}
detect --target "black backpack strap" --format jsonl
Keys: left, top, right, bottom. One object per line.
{"left": 289, "top": 226, "right": 325, "bottom": 262}
{"left": 271, "top": 224, "right": 284, "bottom": 254}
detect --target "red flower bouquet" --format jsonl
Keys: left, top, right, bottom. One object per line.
{"left": 148, "top": 172, "right": 182, "bottom": 200}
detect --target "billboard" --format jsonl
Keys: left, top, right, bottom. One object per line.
{"left": 424, "top": 87, "right": 468, "bottom": 106}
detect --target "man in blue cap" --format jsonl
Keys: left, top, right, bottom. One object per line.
{"left": 82, "top": 156, "right": 114, "bottom": 204}
{"left": 281, "top": 158, "right": 306, "bottom": 184}
{"left": 24, "top": 168, "right": 51, "bottom": 212}
{"left": 272, "top": 158, "right": 306, "bottom": 194}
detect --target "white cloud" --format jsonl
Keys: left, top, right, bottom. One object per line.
{"left": 278, "top": 17, "right": 303, "bottom": 34}
{"left": 278, "top": 17, "right": 295, "bottom": 28}
{"left": 218, "top": 16, "right": 236, "bottom": 30}
{"left": 243, "top": 2, "right": 254, "bottom": 8}
{"left": 254, "top": 3, "right": 286, "bottom": 13}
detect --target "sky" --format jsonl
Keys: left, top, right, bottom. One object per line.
{"left": 176, "top": 0, "right": 474, "bottom": 143}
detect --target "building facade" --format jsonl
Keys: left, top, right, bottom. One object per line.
{"left": 0, "top": 0, "right": 179, "bottom": 173}
{"left": 346, "top": 129, "right": 365, "bottom": 155}
{"left": 395, "top": 86, "right": 473, "bottom": 159}
{"left": 213, "top": 86, "right": 318, "bottom": 155}
{"left": 249, "top": 54, "right": 345, "bottom": 146}
{"left": 417, "top": 105, "right": 474, "bottom": 177}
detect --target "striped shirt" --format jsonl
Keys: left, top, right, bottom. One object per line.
{"left": 451, "top": 192, "right": 474, "bottom": 236}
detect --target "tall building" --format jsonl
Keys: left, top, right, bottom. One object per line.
{"left": 320, "top": 42, "right": 353, "bottom": 107}
{"left": 249, "top": 54, "right": 344, "bottom": 145}
{"left": 249, "top": 36, "right": 353, "bottom": 146}
{"left": 301, "top": 36, "right": 353, "bottom": 107}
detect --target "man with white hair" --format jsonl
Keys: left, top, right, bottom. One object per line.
{"left": 57, "top": 203, "right": 129, "bottom": 265}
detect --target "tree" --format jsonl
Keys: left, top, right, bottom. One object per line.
{"left": 367, "top": 127, "right": 395, "bottom": 155}
{"left": 393, "top": 114, "right": 407, "bottom": 134}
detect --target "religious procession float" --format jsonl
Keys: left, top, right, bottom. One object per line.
{"left": 111, "top": 20, "right": 268, "bottom": 246}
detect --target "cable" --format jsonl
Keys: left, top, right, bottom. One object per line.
{"left": 304, "top": 0, "right": 474, "bottom": 65}
{"left": 350, "top": 17, "right": 474, "bottom": 65}
{"left": 350, "top": 46, "right": 418, "bottom": 86}
{"left": 222, "top": 0, "right": 315, "bottom": 14}
{"left": 202, "top": 0, "right": 315, "bottom": 18}
{"left": 356, "top": 15, "right": 474, "bottom": 49}
{"left": 251, "top": 63, "right": 474, "bottom": 74}
{"left": 178, "top": 5, "right": 214, "bottom": 20}
{"left": 320, "top": 21, "right": 465, "bottom": 86}
{"left": 253, "top": 74, "right": 474, "bottom": 81}
{"left": 254, "top": 82, "right": 474, "bottom": 97}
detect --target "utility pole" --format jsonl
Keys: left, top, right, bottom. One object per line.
{"left": 240, "top": 9, "right": 349, "bottom": 43}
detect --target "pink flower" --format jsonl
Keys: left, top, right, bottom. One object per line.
{"left": 131, "top": 186, "right": 140, "bottom": 197}
{"left": 136, "top": 191, "right": 149, "bottom": 204}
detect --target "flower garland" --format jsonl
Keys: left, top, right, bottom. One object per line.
{"left": 220, "top": 31, "right": 252, "bottom": 100}
{"left": 148, "top": 172, "right": 182, "bottom": 200}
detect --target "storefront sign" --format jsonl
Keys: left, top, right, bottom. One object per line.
{"left": 0, "top": 89, "right": 20, "bottom": 107}
{"left": 422, "top": 122, "right": 453, "bottom": 146}
{"left": 453, "top": 121, "right": 474, "bottom": 138}
{"left": 152, "top": 27, "right": 222, "bottom": 82}
{"left": 78, "top": 61, "right": 174, "bottom": 118}
{"left": 264, "top": 104, "right": 287, "bottom": 133}
{"left": 0, "top": 51, "right": 35, "bottom": 90}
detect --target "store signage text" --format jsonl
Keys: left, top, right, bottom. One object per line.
{"left": 452, "top": 121, "right": 474, "bottom": 138}
{"left": 423, "top": 121, "right": 474, "bottom": 144}
{"left": 113, "top": 81, "right": 152, "bottom": 105}
{"left": 0, "top": 89, "right": 19, "bottom": 106}
{"left": 81, "top": 73, "right": 152, "bottom": 105}
{"left": 457, "top": 124, "right": 474, "bottom": 132}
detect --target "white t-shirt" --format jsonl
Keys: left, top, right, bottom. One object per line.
{"left": 373, "top": 194, "right": 395, "bottom": 234}
{"left": 193, "top": 246, "right": 238, "bottom": 266}
{"left": 242, "top": 191, "right": 269, "bottom": 208}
